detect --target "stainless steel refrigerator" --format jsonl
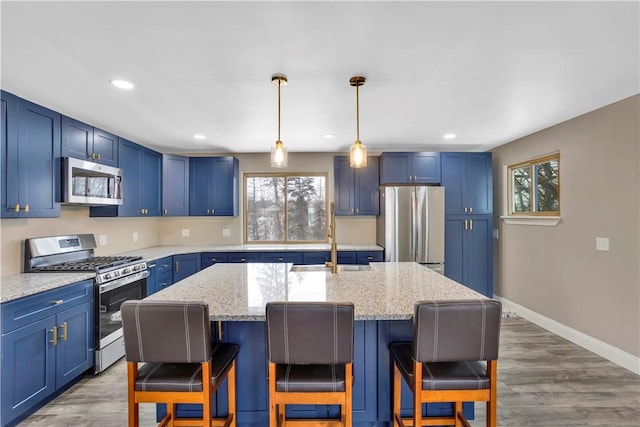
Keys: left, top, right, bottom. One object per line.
{"left": 376, "top": 186, "right": 445, "bottom": 274}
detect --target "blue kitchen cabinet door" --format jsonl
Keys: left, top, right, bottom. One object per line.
{"left": 91, "top": 139, "right": 162, "bottom": 217}
{"left": 201, "top": 252, "right": 228, "bottom": 268}
{"left": 1, "top": 91, "right": 60, "bottom": 218}
{"left": 441, "top": 152, "right": 492, "bottom": 215}
{"left": 173, "top": 254, "right": 201, "bottom": 283}
{"left": 55, "top": 301, "right": 94, "bottom": 390}
{"left": 61, "top": 116, "right": 118, "bottom": 167}
{"left": 1, "top": 316, "right": 57, "bottom": 426}
{"left": 139, "top": 146, "right": 162, "bottom": 216}
{"left": 444, "top": 214, "right": 492, "bottom": 297}
{"left": 162, "top": 154, "right": 190, "bottom": 216}
{"left": 334, "top": 156, "right": 379, "bottom": 216}
{"left": 302, "top": 251, "right": 331, "bottom": 265}
{"left": 189, "top": 157, "right": 239, "bottom": 216}
{"left": 380, "top": 152, "right": 440, "bottom": 185}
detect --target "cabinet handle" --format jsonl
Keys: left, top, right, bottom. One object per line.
{"left": 217, "top": 321, "right": 223, "bottom": 341}
{"left": 175, "top": 261, "right": 179, "bottom": 272}
{"left": 163, "top": 208, "right": 168, "bottom": 215}
{"left": 469, "top": 207, "right": 473, "bottom": 213}
{"left": 50, "top": 326, "right": 58, "bottom": 346}
{"left": 91, "top": 153, "right": 96, "bottom": 160}
{"left": 211, "top": 209, "right": 215, "bottom": 215}
{"left": 367, "top": 256, "right": 373, "bottom": 260}
{"left": 469, "top": 219, "right": 473, "bottom": 231}
{"left": 464, "top": 220, "right": 468, "bottom": 230}
{"left": 59, "top": 322, "right": 68, "bottom": 341}
{"left": 52, "top": 299, "right": 64, "bottom": 305}
{"left": 148, "top": 264, "right": 156, "bottom": 268}
{"left": 13, "top": 204, "right": 28, "bottom": 213}
{"left": 14, "top": 204, "right": 20, "bottom": 212}
{"left": 240, "top": 258, "right": 246, "bottom": 262}
{"left": 24, "top": 205, "right": 29, "bottom": 213}
{"left": 97, "top": 153, "right": 101, "bottom": 160}
{"left": 159, "top": 282, "right": 169, "bottom": 288}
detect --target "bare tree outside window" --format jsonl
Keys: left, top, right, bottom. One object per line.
{"left": 245, "top": 173, "right": 327, "bottom": 243}
{"left": 508, "top": 154, "right": 560, "bottom": 216}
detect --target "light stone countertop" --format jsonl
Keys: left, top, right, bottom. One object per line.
{"left": 1, "top": 244, "right": 382, "bottom": 303}
{"left": 145, "top": 262, "right": 486, "bottom": 321}
{"left": 0, "top": 272, "right": 95, "bottom": 303}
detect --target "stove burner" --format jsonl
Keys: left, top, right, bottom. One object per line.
{"left": 32, "top": 256, "right": 144, "bottom": 273}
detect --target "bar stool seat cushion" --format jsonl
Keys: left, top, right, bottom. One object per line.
{"left": 389, "top": 342, "right": 490, "bottom": 391}
{"left": 135, "top": 343, "right": 239, "bottom": 392}
{"left": 274, "top": 364, "right": 346, "bottom": 392}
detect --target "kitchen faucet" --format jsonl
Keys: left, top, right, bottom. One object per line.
{"left": 325, "top": 201, "right": 338, "bottom": 274}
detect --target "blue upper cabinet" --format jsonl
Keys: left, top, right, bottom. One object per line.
{"left": 1, "top": 91, "right": 60, "bottom": 218}
{"left": 441, "top": 152, "right": 492, "bottom": 215}
{"left": 91, "top": 138, "right": 162, "bottom": 217}
{"left": 61, "top": 116, "right": 118, "bottom": 167}
{"left": 334, "top": 156, "right": 379, "bottom": 216}
{"left": 379, "top": 152, "right": 440, "bottom": 184}
{"left": 162, "top": 154, "right": 189, "bottom": 216}
{"left": 189, "top": 156, "right": 239, "bottom": 216}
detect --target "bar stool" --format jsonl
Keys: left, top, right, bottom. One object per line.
{"left": 389, "top": 299, "right": 502, "bottom": 427}
{"left": 265, "top": 302, "right": 355, "bottom": 427}
{"left": 121, "top": 300, "right": 239, "bottom": 427}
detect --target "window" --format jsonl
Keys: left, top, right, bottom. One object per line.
{"left": 508, "top": 153, "right": 560, "bottom": 216}
{"left": 245, "top": 173, "right": 327, "bottom": 243}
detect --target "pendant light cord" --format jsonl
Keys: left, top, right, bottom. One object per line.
{"left": 277, "top": 78, "right": 281, "bottom": 142}
{"left": 356, "top": 82, "right": 360, "bottom": 142}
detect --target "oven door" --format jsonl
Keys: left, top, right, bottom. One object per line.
{"left": 97, "top": 270, "right": 148, "bottom": 350}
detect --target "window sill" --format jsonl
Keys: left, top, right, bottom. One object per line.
{"left": 500, "top": 216, "right": 562, "bottom": 226}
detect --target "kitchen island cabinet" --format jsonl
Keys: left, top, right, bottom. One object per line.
{"left": 147, "top": 262, "right": 485, "bottom": 426}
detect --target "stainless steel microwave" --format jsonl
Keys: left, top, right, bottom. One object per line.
{"left": 62, "top": 157, "right": 123, "bottom": 205}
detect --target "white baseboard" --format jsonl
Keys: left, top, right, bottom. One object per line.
{"left": 496, "top": 296, "right": 640, "bottom": 375}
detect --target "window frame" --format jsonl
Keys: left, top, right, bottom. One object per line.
{"left": 243, "top": 172, "right": 329, "bottom": 244}
{"left": 507, "top": 153, "right": 560, "bottom": 217}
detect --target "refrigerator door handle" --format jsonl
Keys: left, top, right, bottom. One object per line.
{"left": 410, "top": 188, "right": 416, "bottom": 260}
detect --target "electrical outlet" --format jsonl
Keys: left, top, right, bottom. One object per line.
{"left": 98, "top": 235, "right": 108, "bottom": 246}
{"left": 181, "top": 229, "right": 190, "bottom": 237}
{"left": 222, "top": 228, "right": 231, "bottom": 237}
{"left": 596, "top": 237, "right": 609, "bottom": 251}
{"left": 132, "top": 232, "right": 139, "bottom": 242}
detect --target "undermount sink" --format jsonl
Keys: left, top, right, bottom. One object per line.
{"left": 289, "top": 264, "right": 372, "bottom": 273}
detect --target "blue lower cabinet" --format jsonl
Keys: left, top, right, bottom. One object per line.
{"left": 337, "top": 251, "right": 357, "bottom": 265}
{"left": 259, "top": 252, "right": 303, "bottom": 264}
{"left": 302, "top": 251, "right": 331, "bottom": 265}
{"left": 173, "top": 253, "right": 201, "bottom": 282}
{"left": 201, "top": 252, "right": 228, "bottom": 268}
{"left": 227, "top": 252, "right": 261, "bottom": 263}
{"left": 1, "top": 280, "right": 93, "bottom": 426}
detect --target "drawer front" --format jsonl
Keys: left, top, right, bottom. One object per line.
{"left": 154, "top": 256, "right": 173, "bottom": 275}
{"left": 356, "top": 251, "right": 383, "bottom": 264}
{"left": 337, "top": 251, "right": 357, "bottom": 265}
{"left": 2, "top": 280, "right": 93, "bottom": 333}
{"left": 227, "top": 252, "right": 261, "bottom": 263}
{"left": 155, "top": 271, "right": 174, "bottom": 292}
{"left": 201, "top": 252, "right": 228, "bottom": 268}
{"left": 259, "top": 252, "right": 303, "bottom": 264}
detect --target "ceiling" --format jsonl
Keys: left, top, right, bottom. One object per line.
{"left": 2, "top": 1, "right": 638, "bottom": 155}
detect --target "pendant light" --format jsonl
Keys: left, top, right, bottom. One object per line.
{"left": 271, "top": 75, "right": 288, "bottom": 168}
{"left": 349, "top": 76, "right": 367, "bottom": 168}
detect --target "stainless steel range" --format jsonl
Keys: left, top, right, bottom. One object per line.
{"left": 24, "top": 234, "right": 148, "bottom": 373}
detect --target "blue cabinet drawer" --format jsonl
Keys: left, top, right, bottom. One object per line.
{"left": 154, "top": 256, "right": 173, "bottom": 275}
{"left": 337, "top": 251, "right": 357, "bottom": 265}
{"left": 201, "top": 252, "right": 228, "bottom": 268}
{"left": 227, "top": 252, "right": 261, "bottom": 263}
{"left": 2, "top": 280, "right": 93, "bottom": 333}
{"left": 356, "top": 251, "right": 383, "bottom": 264}
{"left": 302, "top": 251, "right": 331, "bottom": 265}
{"left": 260, "top": 252, "right": 303, "bottom": 264}
{"left": 155, "top": 271, "right": 174, "bottom": 292}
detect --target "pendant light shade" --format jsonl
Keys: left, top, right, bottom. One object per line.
{"left": 349, "top": 76, "right": 367, "bottom": 168}
{"left": 271, "top": 75, "right": 288, "bottom": 168}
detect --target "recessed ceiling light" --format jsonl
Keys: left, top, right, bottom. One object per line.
{"left": 110, "top": 79, "right": 134, "bottom": 90}
{"left": 193, "top": 134, "right": 206, "bottom": 140}
{"left": 322, "top": 133, "right": 336, "bottom": 139}
{"left": 443, "top": 133, "right": 457, "bottom": 140}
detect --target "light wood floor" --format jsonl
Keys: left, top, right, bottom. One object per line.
{"left": 19, "top": 316, "right": 640, "bottom": 426}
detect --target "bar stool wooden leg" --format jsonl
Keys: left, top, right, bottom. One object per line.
{"left": 127, "top": 363, "right": 139, "bottom": 427}
{"left": 392, "top": 362, "right": 401, "bottom": 427}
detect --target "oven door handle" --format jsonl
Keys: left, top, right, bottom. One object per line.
{"left": 98, "top": 270, "right": 149, "bottom": 294}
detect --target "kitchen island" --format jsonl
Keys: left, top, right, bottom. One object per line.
{"left": 146, "top": 262, "right": 487, "bottom": 426}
